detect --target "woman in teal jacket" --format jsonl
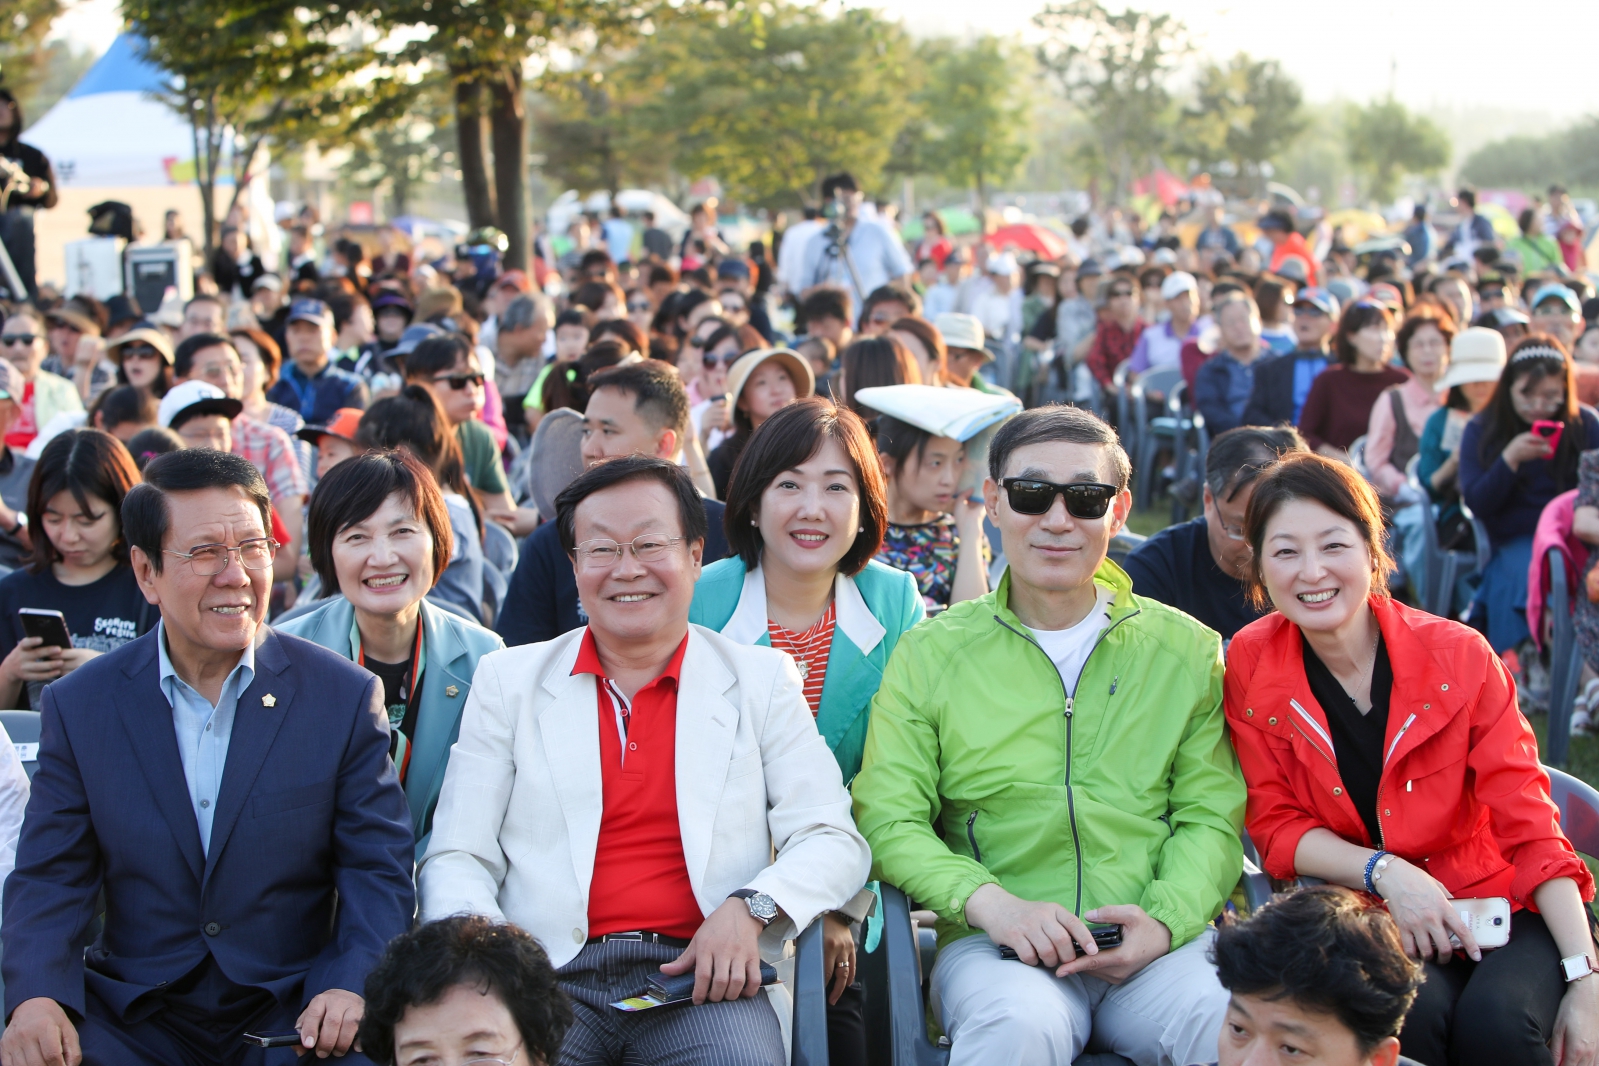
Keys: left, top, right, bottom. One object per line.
{"left": 688, "top": 397, "right": 922, "bottom": 1066}
{"left": 276, "top": 450, "right": 503, "bottom": 860}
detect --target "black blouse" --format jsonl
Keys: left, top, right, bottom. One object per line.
{"left": 1302, "top": 633, "right": 1393, "bottom": 846}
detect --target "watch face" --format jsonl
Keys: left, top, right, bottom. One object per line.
{"left": 749, "top": 892, "right": 779, "bottom": 921}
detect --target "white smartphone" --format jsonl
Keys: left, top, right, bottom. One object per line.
{"left": 1448, "top": 896, "right": 1511, "bottom": 951}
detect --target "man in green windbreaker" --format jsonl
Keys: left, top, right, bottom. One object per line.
{"left": 853, "top": 404, "right": 1247, "bottom": 1066}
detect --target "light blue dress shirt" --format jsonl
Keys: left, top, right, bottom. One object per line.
{"left": 158, "top": 621, "right": 256, "bottom": 855}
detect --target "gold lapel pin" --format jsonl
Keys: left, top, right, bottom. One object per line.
{"left": 262, "top": 694, "right": 277, "bottom": 707}
{"left": 445, "top": 685, "right": 459, "bottom": 698}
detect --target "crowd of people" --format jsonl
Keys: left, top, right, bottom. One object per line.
{"left": 0, "top": 164, "right": 1592, "bottom": 1066}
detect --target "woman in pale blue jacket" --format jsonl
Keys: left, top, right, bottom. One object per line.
{"left": 688, "top": 397, "right": 922, "bottom": 1066}
{"left": 276, "top": 450, "right": 503, "bottom": 859}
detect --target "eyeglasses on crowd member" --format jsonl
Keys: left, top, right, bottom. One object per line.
{"left": 1209, "top": 887, "right": 1424, "bottom": 1066}
{"left": 276, "top": 449, "right": 504, "bottom": 860}
{"left": 691, "top": 396, "right": 918, "bottom": 1063}
{"left": 0, "top": 428, "right": 148, "bottom": 710}
{"left": 1124, "top": 425, "right": 1307, "bottom": 644}
{"left": 853, "top": 403, "right": 1247, "bottom": 1066}
{"left": 1225, "top": 452, "right": 1599, "bottom": 1066}
{"left": 496, "top": 359, "right": 731, "bottom": 648}
{"left": 359, "top": 915, "right": 572, "bottom": 1066}
{"left": 1, "top": 448, "right": 413, "bottom": 1066}
{"left": 419, "top": 455, "right": 869, "bottom": 1066}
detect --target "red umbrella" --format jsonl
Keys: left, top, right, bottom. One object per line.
{"left": 983, "top": 223, "right": 1069, "bottom": 261}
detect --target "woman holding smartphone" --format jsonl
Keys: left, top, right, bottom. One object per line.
{"left": 1459, "top": 335, "right": 1599, "bottom": 653}
{"left": 1225, "top": 452, "right": 1599, "bottom": 1066}
{"left": 0, "top": 429, "right": 149, "bottom": 709}
{"left": 276, "top": 450, "right": 503, "bottom": 856}
{"left": 689, "top": 398, "right": 922, "bottom": 1066}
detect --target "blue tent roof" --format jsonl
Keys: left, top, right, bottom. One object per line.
{"left": 66, "top": 33, "right": 167, "bottom": 100}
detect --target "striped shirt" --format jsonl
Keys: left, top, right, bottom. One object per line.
{"left": 768, "top": 601, "right": 836, "bottom": 715}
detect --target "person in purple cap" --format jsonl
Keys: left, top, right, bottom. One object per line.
{"left": 265, "top": 297, "right": 369, "bottom": 426}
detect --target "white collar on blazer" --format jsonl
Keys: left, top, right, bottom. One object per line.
{"left": 720, "top": 563, "right": 886, "bottom": 655}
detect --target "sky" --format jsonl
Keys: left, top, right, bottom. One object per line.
{"left": 50, "top": 0, "right": 1599, "bottom": 122}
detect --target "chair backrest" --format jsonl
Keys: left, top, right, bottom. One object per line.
{"left": 1137, "top": 366, "right": 1184, "bottom": 403}
{"left": 1546, "top": 765, "right": 1599, "bottom": 857}
{"left": 0, "top": 709, "right": 40, "bottom": 779}
{"left": 1348, "top": 435, "right": 1370, "bottom": 481}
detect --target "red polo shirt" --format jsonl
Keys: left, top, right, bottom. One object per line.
{"left": 574, "top": 628, "right": 704, "bottom": 940}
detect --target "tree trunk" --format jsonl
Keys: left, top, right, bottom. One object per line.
{"left": 488, "top": 65, "right": 528, "bottom": 271}
{"left": 454, "top": 75, "right": 496, "bottom": 229}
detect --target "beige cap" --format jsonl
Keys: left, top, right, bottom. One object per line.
{"left": 934, "top": 312, "right": 990, "bottom": 360}
{"left": 726, "top": 347, "right": 815, "bottom": 407}
{"left": 1437, "top": 327, "right": 1507, "bottom": 393}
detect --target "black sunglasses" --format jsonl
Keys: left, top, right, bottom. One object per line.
{"left": 434, "top": 372, "right": 484, "bottom": 390}
{"left": 702, "top": 353, "right": 736, "bottom": 369}
{"left": 0, "top": 333, "right": 37, "bottom": 346}
{"left": 1000, "top": 478, "right": 1119, "bottom": 518}
{"left": 627, "top": 301, "right": 652, "bottom": 312}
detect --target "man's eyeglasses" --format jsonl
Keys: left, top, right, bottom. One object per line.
{"left": 164, "top": 537, "right": 279, "bottom": 576}
{"left": 0, "top": 333, "right": 36, "bottom": 346}
{"left": 434, "top": 372, "right": 485, "bottom": 391}
{"left": 573, "top": 534, "right": 684, "bottom": 570}
{"left": 627, "top": 301, "right": 652, "bottom": 313}
{"left": 999, "top": 478, "right": 1118, "bottom": 519}
{"left": 1106, "top": 288, "right": 1135, "bottom": 300}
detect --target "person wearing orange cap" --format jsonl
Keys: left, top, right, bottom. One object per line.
{"left": 297, "top": 408, "right": 365, "bottom": 474}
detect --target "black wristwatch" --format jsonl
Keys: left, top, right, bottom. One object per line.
{"left": 729, "top": 888, "right": 778, "bottom": 927}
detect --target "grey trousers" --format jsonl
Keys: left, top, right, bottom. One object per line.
{"left": 556, "top": 939, "right": 785, "bottom": 1066}
{"left": 930, "top": 928, "right": 1228, "bottom": 1066}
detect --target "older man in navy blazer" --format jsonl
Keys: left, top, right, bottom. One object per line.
{"left": 1, "top": 449, "right": 414, "bottom": 1066}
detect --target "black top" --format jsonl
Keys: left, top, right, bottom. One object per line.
{"left": 1123, "top": 516, "right": 1265, "bottom": 640}
{"left": 0, "top": 564, "right": 153, "bottom": 708}
{"left": 365, "top": 652, "right": 422, "bottom": 765}
{"left": 1302, "top": 632, "right": 1393, "bottom": 846}
{"left": 0, "top": 140, "right": 58, "bottom": 209}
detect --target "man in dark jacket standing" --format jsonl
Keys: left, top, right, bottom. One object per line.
{"left": 1241, "top": 288, "right": 1338, "bottom": 428}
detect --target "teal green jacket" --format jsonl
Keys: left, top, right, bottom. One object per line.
{"left": 275, "top": 596, "right": 504, "bottom": 858}
{"left": 851, "top": 559, "right": 1246, "bottom": 951}
{"left": 689, "top": 557, "right": 924, "bottom": 783}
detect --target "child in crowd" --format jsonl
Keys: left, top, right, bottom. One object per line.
{"left": 872, "top": 414, "right": 989, "bottom": 610}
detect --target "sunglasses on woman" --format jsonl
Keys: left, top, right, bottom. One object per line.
{"left": 999, "top": 477, "right": 1119, "bottom": 518}
{"left": 434, "top": 372, "right": 485, "bottom": 390}
{"left": 702, "top": 353, "right": 737, "bottom": 369}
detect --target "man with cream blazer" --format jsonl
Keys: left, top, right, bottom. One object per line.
{"left": 418, "top": 454, "right": 869, "bottom": 1066}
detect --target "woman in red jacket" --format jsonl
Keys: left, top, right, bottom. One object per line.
{"left": 1225, "top": 451, "right": 1599, "bottom": 1066}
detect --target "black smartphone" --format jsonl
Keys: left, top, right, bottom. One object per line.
{"left": 241, "top": 1030, "right": 304, "bottom": 1048}
{"left": 18, "top": 608, "right": 71, "bottom": 650}
{"left": 998, "top": 923, "right": 1123, "bottom": 962}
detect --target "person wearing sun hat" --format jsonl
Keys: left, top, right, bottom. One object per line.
{"left": 706, "top": 347, "right": 815, "bottom": 500}
{"left": 1411, "top": 327, "right": 1509, "bottom": 616}
{"left": 936, "top": 312, "right": 1017, "bottom": 401}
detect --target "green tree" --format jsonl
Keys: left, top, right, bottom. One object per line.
{"left": 1034, "top": 0, "right": 1191, "bottom": 202}
{"left": 0, "top": 0, "right": 61, "bottom": 113}
{"left": 624, "top": 1, "right": 914, "bottom": 207}
{"left": 124, "top": 1, "right": 399, "bottom": 259}
{"left": 340, "top": 77, "right": 454, "bottom": 218}
{"left": 914, "top": 37, "right": 1030, "bottom": 209}
{"left": 1182, "top": 53, "right": 1306, "bottom": 196}
{"left": 1345, "top": 97, "right": 1451, "bottom": 205}
{"left": 375, "top": 0, "right": 653, "bottom": 270}
{"left": 531, "top": 63, "right": 673, "bottom": 196}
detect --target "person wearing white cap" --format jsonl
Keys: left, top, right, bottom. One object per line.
{"left": 157, "top": 379, "right": 244, "bottom": 453}
{"left": 969, "top": 254, "right": 1022, "bottom": 381}
{"left": 1416, "top": 327, "right": 1506, "bottom": 518}
{"left": 1127, "top": 271, "right": 1199, "bottom": 376}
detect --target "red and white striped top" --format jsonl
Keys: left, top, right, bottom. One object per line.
{"left": 767, "top": 601, "right": 837, "bottom": 716}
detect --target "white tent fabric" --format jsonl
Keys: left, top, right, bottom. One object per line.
{"left": 24, "top": 34, "right": 196, "bottom": 189}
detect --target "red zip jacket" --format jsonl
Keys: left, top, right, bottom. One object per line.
{"left": 1225, "top": 596, "right": 1592, "bottom": 910}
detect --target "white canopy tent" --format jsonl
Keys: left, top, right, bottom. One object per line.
{"left": 22, "top": 33, "right": 277, "bottom": 288}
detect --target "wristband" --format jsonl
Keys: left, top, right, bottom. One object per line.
{"left": 1363, "top": 850, "right": 1392, "bottom": 894}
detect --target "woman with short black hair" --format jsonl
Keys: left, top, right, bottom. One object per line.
{"left": 690, "top": 396, "right": 921, "bottom": 1066}
{"left": 1226, "top": 451, "right": 1599, "bottom": 1066}
{"left": 0, "top": 429, "right": 149, "bottom": 708}
{"left": 277, "top": 450, "right": 503, "bottom": 856}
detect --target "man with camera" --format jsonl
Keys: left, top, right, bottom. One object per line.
{"left": 0, "top": 88, "right": 57, "bottom": 301}
{"left": 799, "top": 172, "right": 912, "bottom": 309}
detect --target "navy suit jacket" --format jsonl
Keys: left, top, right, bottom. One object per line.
{"left": 1, "top": 627, "right": 415, "bottom": 1023}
